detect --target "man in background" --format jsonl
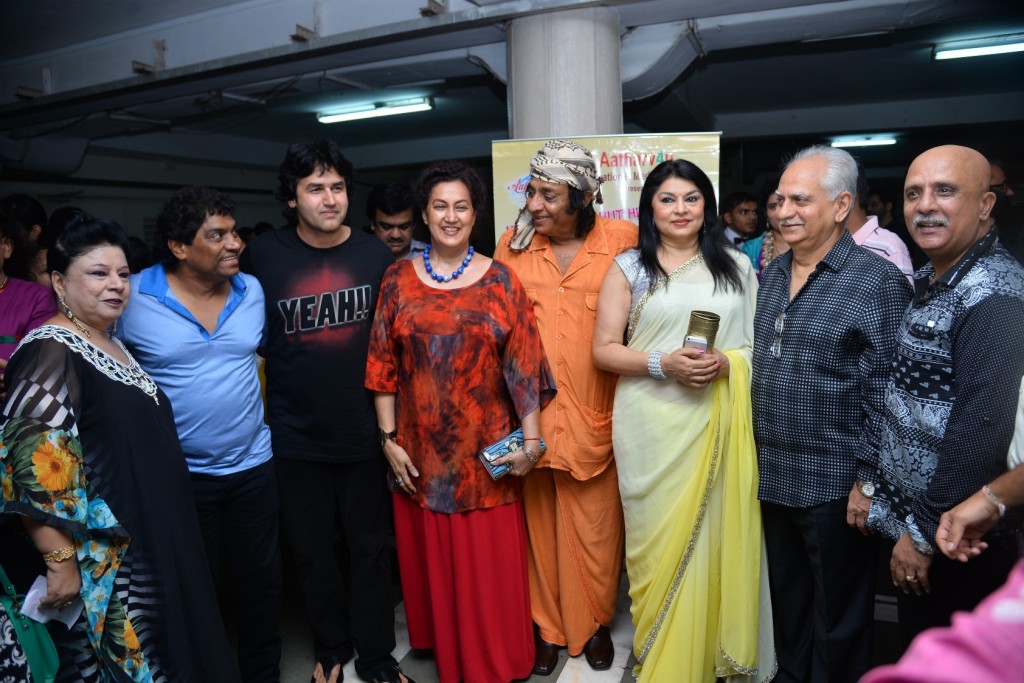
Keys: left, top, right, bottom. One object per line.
{"left": 365, "top": 181, "right": 425, "bottom": 260}
{"left": 720, "top": 191, "right": 758, "bottom": 244}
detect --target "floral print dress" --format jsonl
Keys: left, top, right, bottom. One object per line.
{"left": 1, "top": 326, "right": 238, "bottom": 683}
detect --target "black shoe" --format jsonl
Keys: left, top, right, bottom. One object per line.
{"left": 371, "top": 665, "right": 415, "bottom": 683}
{"left": 582, "top": 625, "right": 614, "bottom": 671}
{"left": 532, "top": 637, "right": 561, "bottom": 676}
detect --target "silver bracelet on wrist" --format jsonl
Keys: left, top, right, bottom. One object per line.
{"left": 647, "top": 351, "right": 668, "bottom": 380}
{"left": 982, "top": 485, "right": 1007, "bottom": 518}
{"left": 523, "top": 447, "right": 538, "bottom": 464}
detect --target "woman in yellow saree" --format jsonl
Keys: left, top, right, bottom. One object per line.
{"left": 593, "top": 159, "right": 775, "bottom": 682}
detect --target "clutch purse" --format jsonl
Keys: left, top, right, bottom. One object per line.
{"left": 478, "top": 428, "right": 546, "bottom": 481}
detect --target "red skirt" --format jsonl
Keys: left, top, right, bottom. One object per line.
{"left": 393, "top": 493, "right": 535, "bottom": 683}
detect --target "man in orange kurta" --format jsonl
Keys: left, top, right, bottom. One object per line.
{"left": 494, "top": 140, "right": 636, "bottom": 675}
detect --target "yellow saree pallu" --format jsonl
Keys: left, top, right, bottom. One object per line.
{"left": 613, "top": 254, "right": 774, "bottom": 682}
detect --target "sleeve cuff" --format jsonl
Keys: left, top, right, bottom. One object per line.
{"left": 906, "top": 515, "right": 935, "bottom": 555}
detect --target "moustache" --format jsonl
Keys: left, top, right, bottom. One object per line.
{"left": 911, "top": 214, "right": 950, "bottom": 228}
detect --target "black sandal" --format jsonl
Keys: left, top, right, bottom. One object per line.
{"left": 371, "top": 665, "right": 415, "bottom": 683}
{"left": 311, "top": 653, "right": 344, "bottom": 683}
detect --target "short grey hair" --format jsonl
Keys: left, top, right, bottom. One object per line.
{"left": 787, "top": 145, "right": 857, "bottom": 201}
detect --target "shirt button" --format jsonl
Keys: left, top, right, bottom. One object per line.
{"left": 557, "top": 309, "right": 564, "bottom": 315}
{"left": 558, "top": 287, "right": 565, "bottom": 292}
{"left": 556, "top": 334, "right": 563, "bottom": 340}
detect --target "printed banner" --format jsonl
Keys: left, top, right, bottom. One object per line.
{"left": 491, "top": 133, "right": 721, "bottom": 242}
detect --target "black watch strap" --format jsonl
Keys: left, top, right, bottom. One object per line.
{"left": 379, "top": 427, "right": 398, "bottom": 449}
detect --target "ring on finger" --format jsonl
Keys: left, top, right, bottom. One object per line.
{"left": 396, "top": 477, "right": 403, "bottom": 485}
{"left": 906, "top": 575, "right": 918, "bottom": 583}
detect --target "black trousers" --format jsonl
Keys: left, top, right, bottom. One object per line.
{"left": 276, "top": 456, "right": 397, "bottom": 680}
{"left": 762, "top": 499, "right": 877, "bottom": 683}
{"left": 896, "top": 530, "right": 1018, "bottom": 649}
{"left": 191, "top": 458, "right": 283, "bottom": 683}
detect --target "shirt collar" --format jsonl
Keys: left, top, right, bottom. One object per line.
{"left": 137, "top": 263, "right": 247, "bottom": 302}
{"left": 781, "top": 229, "right": 855, "bottom": 274}
{"left": 850, "top": 216, "right": 880, "bottom": 246}
{"left": 525, "top": 217, "right": 611, "bottom": 255}
{"left": 915, "top": 227, "right": 998, "bottom": 300}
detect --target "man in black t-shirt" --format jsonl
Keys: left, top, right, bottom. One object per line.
{"left": 242, "top": 139, "right": 410, "bottom": 683}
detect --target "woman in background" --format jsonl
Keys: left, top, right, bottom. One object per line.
{"left": 367, "top": 160, "right": 554, "bottom": 683}
{"left": 741, "top": 180, "right": 789, "bottom": 278}
{"left": 593, "top": 159, "right": 774, "bottom": 682}
{"left": 0, "top": 206, "right": 56, "bottom": 386}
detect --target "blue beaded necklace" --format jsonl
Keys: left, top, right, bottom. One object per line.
{"left": 423, "top": 244, "right": 474, "bottom": 283}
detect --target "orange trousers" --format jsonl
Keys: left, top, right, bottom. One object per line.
{"left": 523, "top": 463, "right": 625, "bottom": 655}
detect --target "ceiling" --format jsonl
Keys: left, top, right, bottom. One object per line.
{"left": 1, "top": 0, "right": 1022, "bottom": 195}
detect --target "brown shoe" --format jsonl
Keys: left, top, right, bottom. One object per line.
{"left": 533, "top": 631, "right": 562, "bottom": 676}
{"left": 583, "top": 625, "right": 614, "bottom": 671}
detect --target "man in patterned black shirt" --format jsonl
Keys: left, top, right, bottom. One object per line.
{"left": 867, "top": 145, "right": 1024, "bottom": 648}
{"left": 752, "top": 145, "right": 912, "bottom": 683}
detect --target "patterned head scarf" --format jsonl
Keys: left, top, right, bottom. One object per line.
{"left": 509, "top": 139, "right": 603, "bottom": 251}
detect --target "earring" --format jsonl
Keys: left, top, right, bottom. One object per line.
{"left": 58, "top": 295, "right": 91, "bottom": 338}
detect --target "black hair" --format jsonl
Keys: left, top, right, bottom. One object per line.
{"left": 42, "top": 206, "right": 86, "bottom": 249}
{"left": 415, "top": 160, "right": 487, "bottom": 213}
{"left": 760, "top": 174, "right": 782, "bottom": 232}
{"left": 48, "top": 213, "right": 132, "bottom": 275}
{"left": 720, "top": 191, "right": 757, "bottom": 216}
{"left": 276, "top": 139, "right": 354, "bottom": 227}
{"left": 126, "top": 236, "right": 155, "bottom": 273}
{"left": 154, "top": 186, "right": 237, "bottom": 270}
{"left": 0, "top": 206, "right": 33, "bottom": 280}
{"left": 366, "top": 182, "right": 416, "bottom": 223}
{"left": 566, "top": 185, "right": 597, "bottom": 238}
{"left": 0, "top": 194, "right": 47, "bottom": 241}
{"left": 637, "top": 159, "right": 743, "bottom": 294}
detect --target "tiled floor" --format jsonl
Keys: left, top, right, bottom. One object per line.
{"left": 275, "top": 580, "right": 900, "bottom": 683}
{"left": 270, "top": 551, "right": 903, "bottom": 683}
{"left": 278, "top": 572, "right": 639, "bottom": 683}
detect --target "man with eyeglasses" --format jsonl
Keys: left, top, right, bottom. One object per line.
{"left": 751, "top": 145, "right": 911, "bottom": 683}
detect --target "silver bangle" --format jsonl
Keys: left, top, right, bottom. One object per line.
{"left": 647, "top": 351, "right": 668, "bottom": 380}
{"left": 983, "top": 485, "right": 1007, "bottom": 518}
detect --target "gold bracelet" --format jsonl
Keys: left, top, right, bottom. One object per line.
{"left": 523, "top": 447, "right": 538, "bottom": 464}
{"left": 42, "top": 545, "right": 75, "bottom": 563}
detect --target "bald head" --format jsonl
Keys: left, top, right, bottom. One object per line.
{"left": 903, "top": 145, "right": 996, "bottom": 278}
{"left": 910, "top": 145, "right": 991, "bottom": 194}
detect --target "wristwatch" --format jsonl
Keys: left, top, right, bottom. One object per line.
{"left": 378, "top": 427, "right": 398, "bottom": 449}
{"left": 857, "top": 480, "right": 876, "bottom": 498}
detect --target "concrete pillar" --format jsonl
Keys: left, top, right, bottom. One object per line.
{"left": 506, "top": 7, "right": 622, "bottom": 139}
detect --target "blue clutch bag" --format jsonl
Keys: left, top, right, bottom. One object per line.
{"left": 478, "top": 428, "right": 546, "bottom": 481}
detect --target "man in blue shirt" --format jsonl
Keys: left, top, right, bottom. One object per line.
{"left": 118, "top": 186, "right": 280, "bottom": 682}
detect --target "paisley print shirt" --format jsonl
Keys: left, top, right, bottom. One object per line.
{"left": 868, "top": 231, "right": 1024, "bottom": 552}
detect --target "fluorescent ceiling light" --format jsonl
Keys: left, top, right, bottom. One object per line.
{"left": 934, "top": 34, "right": 1024, "bottom": 60}
{"left": 318, "top": 97, "right": 432, "bottom": 124}
{"left": 831, "top": 136, "right": 897, "bottom": 148}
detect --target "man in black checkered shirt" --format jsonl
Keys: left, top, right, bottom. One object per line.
{"left": 752, "top": 145, "right": 912, "bottom": 683}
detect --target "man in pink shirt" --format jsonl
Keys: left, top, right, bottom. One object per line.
{"left": 849, "top": 164, "right": 914, "bottom": 282}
